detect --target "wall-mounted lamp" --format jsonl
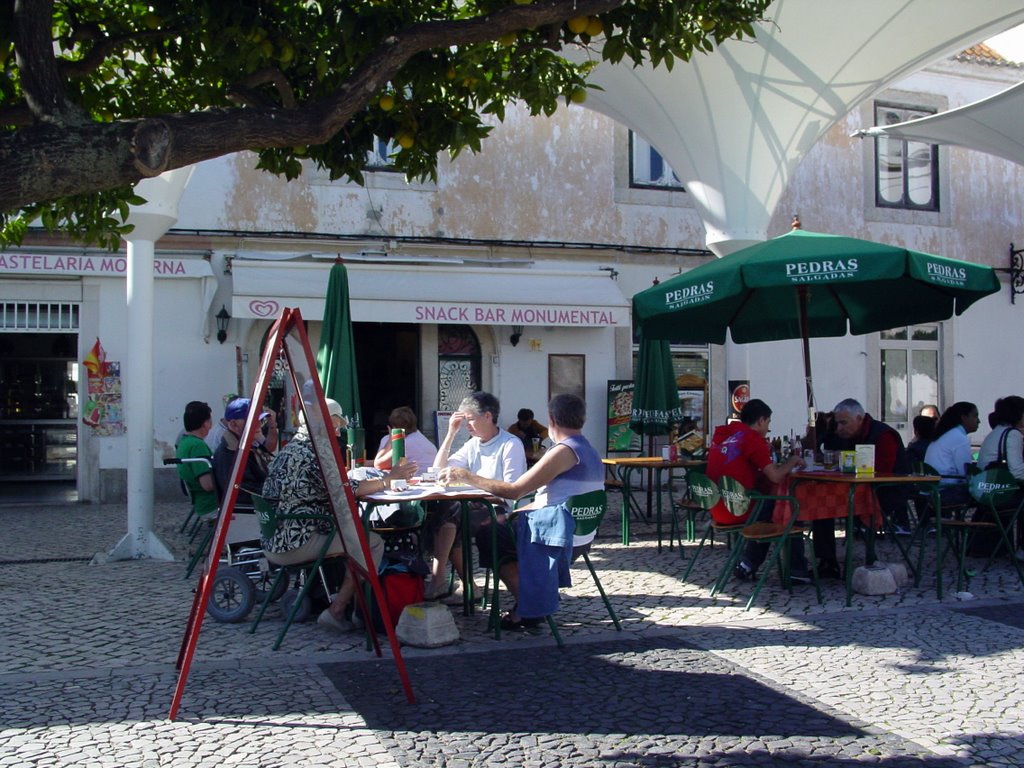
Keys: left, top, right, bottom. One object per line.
{"left": 215, "top": 305, "right": 231, "bottom": 344}
{"left": 509, "top": 325, "right": 524, "bottom": 347}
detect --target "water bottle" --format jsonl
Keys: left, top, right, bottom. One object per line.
{"left": 391, "top": 428, "right": 406, "bottom": 467}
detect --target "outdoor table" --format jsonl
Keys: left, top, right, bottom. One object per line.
{"left": 363, "top": 483, "right": 500, "bottom": 616}
{"left": 776, "top": 470, "right": 943, "bottom": 605}
{"left": 601, "top": 457, "right": 707, "bottom": 551}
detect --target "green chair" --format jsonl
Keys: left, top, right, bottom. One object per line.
{"left": 480, "top": 494, "right": 535, "bottom": 616}
{"left": 953, "top": 468, "right": 1024, "bottom": 590}
{"left": 710, "top": 477, "right": 821, "bottom": 610}
{"left": 680, "top": 471, "right": 746, "bottom": 583}
{"left": 249, "top": 494, "right": 344, "bottom": 651}
{"left": 535, "top": 490, "right": 621, "bottom": 647}
{"left": 909, "top": 463, "right": 978, "bottom": 590}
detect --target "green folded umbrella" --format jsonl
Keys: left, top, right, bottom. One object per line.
{"left": 633, "top": 228, "right": 1000, "bottom": 422}
{"left": 629, "top": 331, "right": 683, "bottom": 438}
{"left": 316, "top": 262, "right": 361, "bottom": 427}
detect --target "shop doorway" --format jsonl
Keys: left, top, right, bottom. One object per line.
{"left": 353, "top": 322, "right": 420, "bottom": 455}
{"left": 0, "top": 332, "right": 78, "bottom": 494}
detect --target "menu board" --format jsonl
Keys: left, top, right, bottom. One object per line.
{"left": 606, "top": 380, "right": 640, "bottom": 453}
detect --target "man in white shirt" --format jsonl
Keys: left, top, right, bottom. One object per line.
{"left": 428, "top": 391, "right": 527, "bottom": 600}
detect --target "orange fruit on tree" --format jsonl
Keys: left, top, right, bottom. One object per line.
{"left": 569, "top": 87, "right": 587, "bottom": 104}
{"left": 567, "top": 16, "right": 589, "bottom": 34}
{"left": 378, "top": 94, "right": 395, "bottom": 111}
{"left": 585, "top": 17, "right": 603, "bottom": 37}
{"left": 396, "top": 131, "right": 415, "bottom": 150}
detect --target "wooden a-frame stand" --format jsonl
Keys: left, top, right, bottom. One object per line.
{"left": 169, "top": 307, "right": 415, "bottom": 720}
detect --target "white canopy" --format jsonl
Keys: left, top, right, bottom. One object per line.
{"left": 577, "top": 0, "right": 1024, "bottom": 254}
{"left": 230, "top": 258, "right": 629, "bottom": 327}
{"left": 857, "top": 79, "right": 1024, "bottom": 167}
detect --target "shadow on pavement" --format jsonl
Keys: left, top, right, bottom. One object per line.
{"left": 321, "top": 634, "right": 966, "bottom": 766}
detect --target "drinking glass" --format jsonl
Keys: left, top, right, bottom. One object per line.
{"left": 822, "top": 450, "right": 837, "bottom": 470}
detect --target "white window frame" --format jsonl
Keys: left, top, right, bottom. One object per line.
{"left": 629, "top": 132, "right": 685, "bottom": 191}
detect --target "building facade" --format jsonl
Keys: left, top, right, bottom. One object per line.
{"left": 1, "top": 51, "right": 1021, "bottom": 501}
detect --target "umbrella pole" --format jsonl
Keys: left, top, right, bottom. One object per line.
{"left": 646, "top": 434, "right": 654, "bottom": 520}
{"left": 798, "top": 286, "right": 817, "bottom": 451}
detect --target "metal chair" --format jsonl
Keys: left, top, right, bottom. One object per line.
{"left": 950, "top": 468, "right": 1024, "bottom": 590}
{"left": 249, "top": 494, "right": 345, "bottom": 650}
{"left": 710, "top": 477, "right": 821, "bottom": 610}
{"left": 526, "top": 490, "right": 622, "bottom": 647}
{"left": 680, "top": 471, "right": 746, "bottom": 583}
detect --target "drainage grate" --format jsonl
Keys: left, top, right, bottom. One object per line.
{"left": 0, "top": 556, "right": 93, "bottom": 566}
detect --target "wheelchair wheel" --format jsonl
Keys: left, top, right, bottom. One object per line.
{"left": 279, "top": 587, "right": 312, "bottom": 623}
{"left": 251, "top": 564, "right": 288, "bottom": 603}
{"left": 234, "top": 555, "right": 288, "bottom": 603}
{"left": 206, "top": 566, "right": 256, "bottom": 623}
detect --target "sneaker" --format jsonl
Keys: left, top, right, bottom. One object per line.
{"left": 789, "top": 568, "right": 812, "bottom": 585}
{"left": 733, "top": 560, "right": 755, "bottom": 582}
{"left": 317, "top": 609, "right": 355, "bottom": 633}
{"left": 893, "top": 525, "right": 913, "bottom": 536}
{"left": 423, "top": 585, "right": 449, "bottom": 601}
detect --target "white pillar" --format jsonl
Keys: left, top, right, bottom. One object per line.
{"left": 107, "top": 166, "right": 194, "bottom": 562}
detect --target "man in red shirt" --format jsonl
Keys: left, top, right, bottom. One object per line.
{"left": 706, "top": 399, "right": 808, "bottom": 583}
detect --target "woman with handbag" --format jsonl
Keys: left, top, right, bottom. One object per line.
{"left": 977, "top": 396, "right": 1024, "bottom": 480}
{"left": 975, "top": 396, "right": 1024, "bottom": 557}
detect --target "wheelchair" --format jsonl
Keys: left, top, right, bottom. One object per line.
{"left": 165, "top": 456, "right": 287, "bottom": 623}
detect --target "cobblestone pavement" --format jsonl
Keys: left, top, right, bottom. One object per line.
{"left": 1, "top": 497, "right": 1023, "bottom": 766}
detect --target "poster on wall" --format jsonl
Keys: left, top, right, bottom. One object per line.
{"left": 81, "top": 338, "right": 125, "bottom": 436}
{"left": 606, "top": 380, "right": 640, "bottom": 453}
{"left": 728, "top": 379, "right": 750, "bottom": 421}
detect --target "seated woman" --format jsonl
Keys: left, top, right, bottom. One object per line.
{"left": 373, "top": 406, "right": 437, "bottom": 470}
{"left": 438, "top": 393, "right": 602, "bottom": 630}
{"left": 978, "top": 396, "right": 1024, "bottom": 481}
{"left": 261, "top": 399, "right": 417, "bottom": 633}
{"left": 976, "top": 395, "right": 1024, "bottom": 554}
{"left": 923, "top": 401, "right": 980, "bottom": 507}
{"left": 906, "top": 414, "right": 937, "bottom": 467}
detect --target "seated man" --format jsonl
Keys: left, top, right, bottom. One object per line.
{"left": 439, "top": 394, "right": 601, "bottom": 629}
{"left": 508, "top": 408, "right": 549, "bottom": 454}
{"left": 176, "top": 400, "right": 217, "bottom": 518}
{"left": 212, "top": 397, "right": 276, "bottom": 508}
{"left": 429, "top": 391, "right": 527, "bottom": 602}
{"left": 706, "top": 399, "right": 809, "bottom": 584}
{"left": 820, "top": 398, "right": 913, "bottom": 575}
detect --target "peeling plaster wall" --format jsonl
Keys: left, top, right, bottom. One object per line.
{"left": 175, "top": 104, "right": 706, "bottom": 252}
